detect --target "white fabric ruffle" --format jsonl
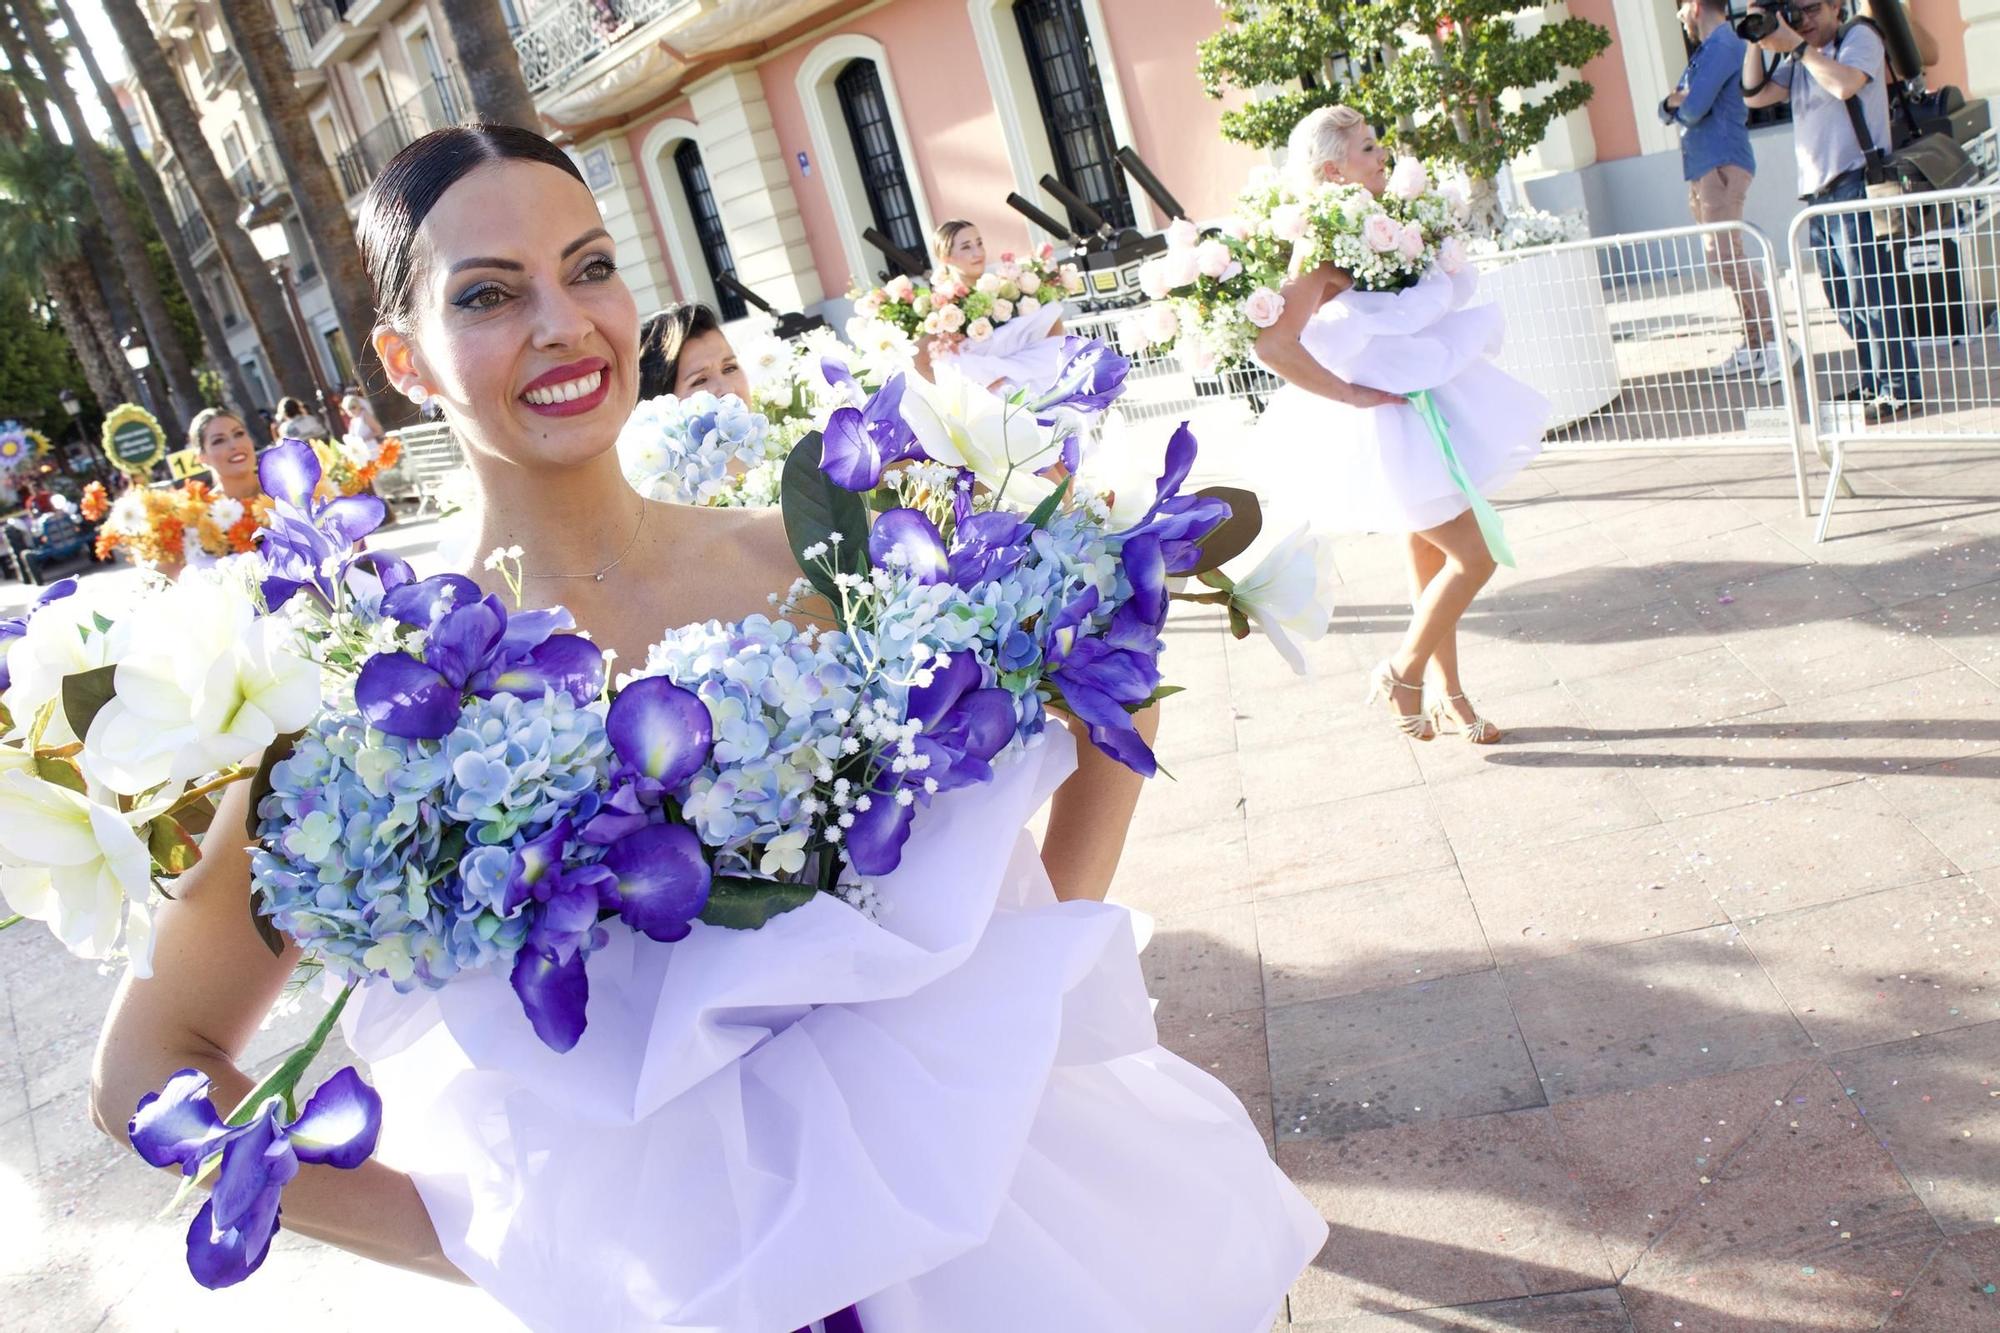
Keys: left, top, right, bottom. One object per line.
{"left": 344, "top": 727, "right": 1324, "bottom": 1333}
{"left": 941, "top": 300, "right": 1068, "bottom": 395}
{"left": 1247, "top": 266, "right": 1550, "bottom": 536}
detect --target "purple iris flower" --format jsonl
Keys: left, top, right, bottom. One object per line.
{"left": 127, "top": 1065, "right": 382, "bottom": 1288}
{"left": 946, "top": 511, "right": 1033, "bottom": 588}
{"left": 255, "top": 439, "right": 387, "bottom": 610}
{"left": 1029, "top": 336, "right": 1131, "bottom": 418}
{"left": 0, "top": 577, "right": 76, "bottom": 692}
{"left": 868, "top": 508, "right": 949, "bottom": 584}
{"left": 845, "top": 655, "right": 1014, "bottom": 875}
{"left": 1112, "top": 422, "right": 1231, "bottom": 587}
{"left": 1044, "top": 588, "right": 1164, "bottom": 778}
{"left": 353, "top": 574, "right": 605, "bottom": 739}
{"left": 819, "top": 373, "right": 920, "bottom": 491}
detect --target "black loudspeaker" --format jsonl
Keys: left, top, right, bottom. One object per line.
{"left": 1895, "top": 234, "right": 1967, "bottom": 340}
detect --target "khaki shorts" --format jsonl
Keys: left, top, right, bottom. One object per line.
{"left": 1688, "top": 164, "right": 1753, "bottom": 224}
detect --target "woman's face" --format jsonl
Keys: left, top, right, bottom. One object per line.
{"left": 198, "top": 414, "right": 259, "bottom": 491}
{"left": 380, "top": 159, "right": 639, "bottom": 470}
{"left": 945, "top": 227, "right": 986, "bottom": 278}
{"left": 1325, "top": 126, "right": 1389, "bottom": 197}
{"left": 673, "top": 328, "right": 750, "bottom": 402}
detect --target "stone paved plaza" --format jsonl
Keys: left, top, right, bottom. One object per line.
{"left": 5, "top": 444, "right": 1999, "bottom": 1330}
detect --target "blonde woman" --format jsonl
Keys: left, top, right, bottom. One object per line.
{"left": 1251, "top": 106, "right": 1549, "bottom": 742}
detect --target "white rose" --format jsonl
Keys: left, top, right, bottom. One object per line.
{"left": 990, "top": 298, "right": 1015, "bottom": 323}
{"left": 937, "top": 303, "right": 967, "bottom": 333}
{"left": 1363, "top": 211, "right": 1402, "bottom": 253}
{"left": 1166, "top": 219, "right": 1201, "bottom": 251}
{"left": 1223, "top": 523, "right": 1338, "bottom": 674}
{"left": 1271, "top": 203, "right": 1310, "bottom": 243}
{"left": 1194, "top": 238, "right": 1234, "bottom": 280}
{"left": 1140, "top": 302, "right": 1180, "bottom": 346}
{"left": 1439, "top": 176, "right": 1472, "bottom": 220}
{"left": 974, "top": 272, "right": 1004, "bottom": 296}
{"left": 1243, "top": 286, "right": 1286, "bottom": 329}
{"left": 1397, "top": 221, "right": 1426, "bottom": 263}
{"left": 1387, "top": 157, "right": 1430, "bottom": 202}
{"left": 1018, "top": 294, "right": 1042, "bottom": 317}
{"left": 1438, "top": 235, "right": 1468, "bottom": 275}
{"left": 1138, "top": 258, "right": 1174, "bottom": 301}
{"left": 1163, "top": 248, "right": 1202, "bottom": 290}
{"left": 965, "top": 316, "right": 995, "bottom": 341}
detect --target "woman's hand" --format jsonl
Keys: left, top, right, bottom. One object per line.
{"left": 1337, "top": 383, "right": 1409, "bottom": 411}
{"left": 1040, "top": 706, "right": 1161, "bottom": 903}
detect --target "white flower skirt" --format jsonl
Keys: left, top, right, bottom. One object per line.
{"left": 345, "top": 727, "right": 1325, "bottom": 1333}
{"left": 1245, "top": 267, "right": 1551, "bottom": 537}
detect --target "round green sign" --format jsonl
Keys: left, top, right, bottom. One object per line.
{"left": 101, "top": 403, "right": 165, "bottom": 473}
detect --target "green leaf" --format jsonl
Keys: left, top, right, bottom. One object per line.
{"left": 250, "top": 904, "right": 288, "bottom": 959}
{"left": 1026, "top": 475, "right": 1072, "bottom": 531}
{"left": 242, "top": 731, "right": 304, "bottom": 841}
{"left": 33, "top": 755, "right": 85, "bottom": 793}
{"left": 1184, "top": 487, "right": 1264, "bottom": 575}
{"left": 1135, "top": 684, "right": 1186, "bottom": 710}
{"left": 699, "top": 877, "right": 819, "bottom": 930}
{"left": 59, "top": 665, "right": 117, "bottom": 743}
{"left": 779, "top": 431, "right": 872, "bottom": 612}
{"left": 1228, "top": 606, "right": 1253, "bottom": 640}
{"left": 147, "top": 817, "right": 202, "bottom": 876}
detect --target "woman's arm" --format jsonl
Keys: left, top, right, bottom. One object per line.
{"left": 90, "top": 780, "right": 466, "bottom": 1282}
{"left": 1041, "top": 706, "right": 1161, "bottom": 903}
{"left": 1253, "top": 264, "right": 1405, "bottom": 410}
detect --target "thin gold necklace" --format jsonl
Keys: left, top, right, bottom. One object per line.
{"left": 521, "top": 501, "right": 646, "bottom": 583}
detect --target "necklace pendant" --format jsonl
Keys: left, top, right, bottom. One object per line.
{"left": 594, "top": 571, "right": 605, "bottom": 582}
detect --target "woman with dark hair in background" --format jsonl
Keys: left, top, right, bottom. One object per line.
{"left": 90, "top": 123, "right": 1322, "bottom": 1331}
{"left": 636, "top": 300, "right": 751, "bottom": 401}
{"left": 271, "top": 394, "right": 330, "bottom": 443}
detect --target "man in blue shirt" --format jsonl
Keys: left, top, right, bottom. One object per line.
{"left": 1665, "top": 0, "right": 1788, "bottom": 382}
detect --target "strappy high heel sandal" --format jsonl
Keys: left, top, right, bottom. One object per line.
{"left": 1366, "top": 659, "right": 1435, "bottom": 741}
{"left": 1431, "top": 692, "right": 1501, "bottom": 745}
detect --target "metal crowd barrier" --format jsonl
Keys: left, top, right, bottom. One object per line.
{"left": 387, "top": 422, "right": 466, "bottom": 516}
{"left": 1786, "top": 180, "right": 2000, "bottom": 541}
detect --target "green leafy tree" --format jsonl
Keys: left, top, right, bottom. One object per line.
{"left": 1199, "top": 1, "right": 1611, "bottom": 224}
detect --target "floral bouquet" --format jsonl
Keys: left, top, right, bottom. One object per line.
{"left": 315, "top": 433, "right": 404, "bottom": 498}
{"left": 1467, "top": 205, "right": 1586, "bottom": 259}
{"left": 0, "top": 343, "right": 1334, "bottom": 1294}
{"left": 1133, "top": 216, "right": 1289, "bottom": 374}
{"left": 1272, "top": 157, "right": 1472, "bottom": 293}
{"left": 852, "top": 246, "right": 1084, "bottom": 355}
{"left": 617, "top": 390, "right": 787, "bottom": 507}
{"left": 84, "top": 478, "right": 269, "bottom": 566}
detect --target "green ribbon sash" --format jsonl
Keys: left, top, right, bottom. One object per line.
{"left": 1407, "top": 389, "right": 1515, "bottom": 568}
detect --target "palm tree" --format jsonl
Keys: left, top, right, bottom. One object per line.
{"left": 8, "top": 0, "right": 205, "bottom": 424}
{"left": 49, "top": 0, "right": 253, "bottom": 413}
{"left": 215, "top": 0, "right": 400, "bottom": 424}
{"left": 0, "top": 133, "right": 131, "bottom": 408}
{"left": 0, "top": 13, "right": 137, "bottom": 408}
{"left": 438, "top": 0, "right": 539, "bottom": 128}
{"left": 97, "top": 0, "right": 317, "bottom": 408}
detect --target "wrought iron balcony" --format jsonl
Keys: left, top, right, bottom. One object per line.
{"left": 177, "top": 210, "right": 212, "bottom": 258}
{"left": 512, "top": 0, "right": 696, "bottom": 96}
{"left": 199, "top": 45, "right": 242, "bottom": 98}
{"left": 279, "top": 2, "right": 335, "bottom": 76}
{"left": 330, "top": 71, "right": 471, "bottom": 199}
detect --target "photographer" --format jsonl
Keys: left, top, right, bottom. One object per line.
{"left": 1742, "top": 0, "right": 1920, "bottom": 422}
{"left": 1665, "top": 0, "right": 1782, "bottom": 382}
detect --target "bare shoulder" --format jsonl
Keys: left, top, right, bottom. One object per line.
{"left": 635, "top": 500, "right": 800, "bottom": 622}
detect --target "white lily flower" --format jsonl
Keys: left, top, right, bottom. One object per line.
{"left": 1224, "top": 524, "right": 1338, "bottom": 675}
{"left": 0, "top": 769, "right": 165, "bottom": 974}
{"left": 82, "top": 576, "right": 321, "bottom": 796}
{"left": 899, "top": 363, "right": 1057, "bottom": 510}
{"left": 2, "top": 585, "right": 131, "bottom": 747}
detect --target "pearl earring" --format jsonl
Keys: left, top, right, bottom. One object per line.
{"left": 408, "top": 384, "right": 430, "bottom": 405}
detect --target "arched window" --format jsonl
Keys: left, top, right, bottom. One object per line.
{"left": 834, "top": 60, "right": 925, "bottom": 268}
{"left": 674, "top": 139, "right": 744, "bottom": 320}
{"left": 1011, "top": 0, "right": 1133, "bottom": 230}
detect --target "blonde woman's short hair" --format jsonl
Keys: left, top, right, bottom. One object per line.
{"left": 931, "top": 219, "right": 976, "bottom": 265}
{"left": 1287, "top": 105, "right": 1370, "bottom": 187}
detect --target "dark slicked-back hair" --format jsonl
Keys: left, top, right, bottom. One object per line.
{"left": 358, "top": 124, "right": 586, "bottom": 331}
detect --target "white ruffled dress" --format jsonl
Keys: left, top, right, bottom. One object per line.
{"left": 940, "top": 300, "right": 1068, "bottom": 395}
{"left": 1248, "top": 266, "right": 1550, "bottom": 537}
{"left": 344, "top": 726, "right": 1325, "bottom": 1333}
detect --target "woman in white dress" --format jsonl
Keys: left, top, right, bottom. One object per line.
{"left": 1253, "top": 107, "right": 1549, "bottom": 743}
{"left": 923, "top": 219, "right": 1071, "bottom": 394}
{"left": 89, "top": 126, "right": 1324, "bottom": 1332}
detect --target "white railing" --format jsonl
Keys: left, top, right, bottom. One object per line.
{"left": 512, "top": 0, "right": 695, "bottom": 96}
{"left": 1787, "top": 181, "right": 2000, "bottom": 541}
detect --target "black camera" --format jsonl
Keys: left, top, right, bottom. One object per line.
{"left": 1735, "top": 2, "right": 1801, "bottom": 41}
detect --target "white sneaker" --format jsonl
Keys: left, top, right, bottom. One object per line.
{"left": 1754, "top": 341, "right": 1799, "bottom": 385}
{"left": 1712, "top": 345, "right": 1756, "bottom": 378}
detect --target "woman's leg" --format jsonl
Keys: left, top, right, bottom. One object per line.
{"left": 1390, "top": 509, "right": 1495, "bottom": 710}
{"left": 1403, "top": 533, "right": 1455, "bottom": 712}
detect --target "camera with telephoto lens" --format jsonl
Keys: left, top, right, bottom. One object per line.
{"left": 1735, "top": 2, "right": 1802, "bottom": 41}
